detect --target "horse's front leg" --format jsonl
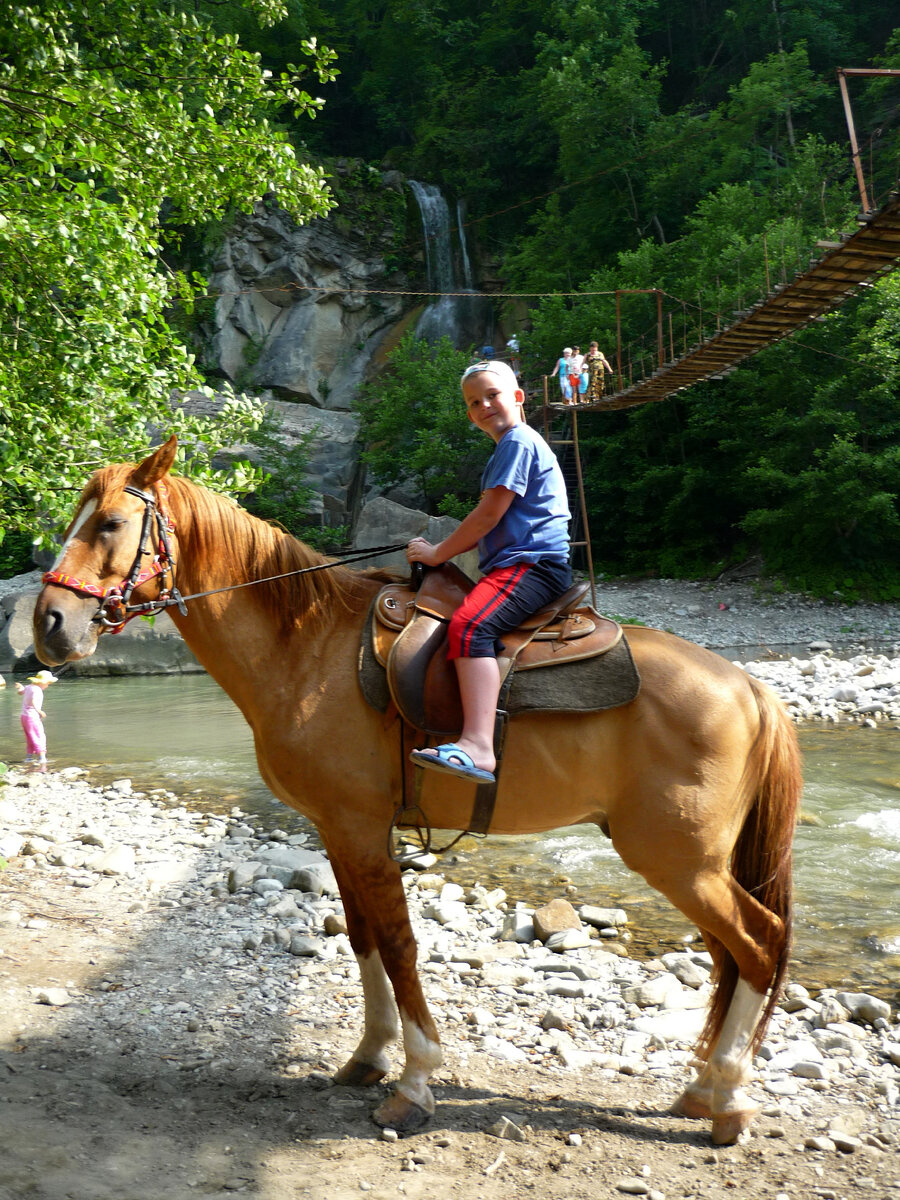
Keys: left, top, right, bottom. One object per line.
{"left": 324, "top": 842, "right": 442, "bottom": 1131}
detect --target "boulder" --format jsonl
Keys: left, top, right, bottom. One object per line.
{"left": 352, "top": 495, "right": 479, "bottom": 575}
{"left": 532, "top": 898, "right": 582, "bottom": 943}
{"left": 177, "top": 389, "right": 364, "bottom": 528}
{"left": 0, "top": 591, "right": 202, "bottom": 677}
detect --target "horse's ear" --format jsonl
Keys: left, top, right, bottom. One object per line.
{"left": 130, "top": 436, "right": 178, "bottom": 490}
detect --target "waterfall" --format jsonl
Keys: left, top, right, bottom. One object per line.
{"left": 457, "top": 198, "right": 474, "bottom": 289}
{"left": 408, "top": 180, "right": 492, "bottom": 349}
{"left": 409, "top": 181, "right": 455, "bottom": 295}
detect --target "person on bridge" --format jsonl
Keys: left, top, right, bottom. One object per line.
{"left": 406, "top": 360, "right": 571, "bottom": 783}
{"left": 550, "top": 347, "right": 573, "bottom": 404}
{"left": 568, "top": 345, "right": 585, "bottom": 399}
{"left": 586, "top": 340, "right": 614, "bottom": 401}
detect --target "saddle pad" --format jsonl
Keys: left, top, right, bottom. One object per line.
{"left": 358, "top": 594, "right": 641, "bottom": 722}
{"left": 504, "top": 632, "right": 640, "bottom": 715}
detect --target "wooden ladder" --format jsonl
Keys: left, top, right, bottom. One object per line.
{"left": 538, "top": 378, "right": 596, "bottom": 606}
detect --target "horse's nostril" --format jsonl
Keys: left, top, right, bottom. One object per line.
{"left": 42, "top": 606, "right": 64, "bottom": 640}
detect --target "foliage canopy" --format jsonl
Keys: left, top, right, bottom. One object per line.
{"left": 0, "top": 0, "right": 336, "bottom": 554}
{"left": 4, "top": 0, "right": 900, "bottom": 596}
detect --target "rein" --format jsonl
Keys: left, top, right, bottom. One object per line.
{"left": 42, "top": 482, "right": 409, "bottom": 632}
{"left": 155, "top": 543, "right": 411, "bottom": 613}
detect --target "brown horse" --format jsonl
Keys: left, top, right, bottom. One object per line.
{"left": 32, "top": 437, "right": 801, "bottom": 1145}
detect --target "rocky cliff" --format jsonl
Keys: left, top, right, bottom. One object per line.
{"left": 203, "top": 160, "right": 421, "bottom": 413}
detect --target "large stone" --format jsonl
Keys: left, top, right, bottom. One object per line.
{"left": 630, "top": 1008, "right": 707, "bottom": 1043}
{"left": 532, "top": 898, "right": 582, "bottom": 943}
{"left": 176, "top": 390, "right": 364, "bottom": 530}
{"left": 0, "top": 591, "right": 201, "bottom": 677}
{"left": 580, "top": 905, "right": 628, "bottom": 928}
{"left": 352, "top": 495, "right": 479, "bottom": 575}
{"left": 834, "top": 990, "right": 892, "bottom": 1025}
{"left": 623, "top": 972, "right": 683, "bottom": 1008}
{"left": 251, "top": 845, "right": 338, "bottom": 896}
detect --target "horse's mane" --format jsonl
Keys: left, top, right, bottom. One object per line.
{"left": 85, "top": 464, "right": 384, "bottom": 635}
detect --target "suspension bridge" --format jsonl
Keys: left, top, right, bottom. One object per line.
{"left": 546, "top": 189, "right": 900, "bottom": 414}
{"left": 539, "top": 188, "right": 900, "bottom": 593}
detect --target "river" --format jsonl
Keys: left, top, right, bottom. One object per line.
{"left": 2, "top": 673, "right": 898, "bottom": 1003}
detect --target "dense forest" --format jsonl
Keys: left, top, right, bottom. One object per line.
{"left": 193, "top": 0, "right": 900, "bottom": 596}
{"left": 2, "top": 1, "right": 900, "bottom": 596}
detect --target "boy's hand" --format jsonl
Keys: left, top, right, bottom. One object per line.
{"left": 406, "top": 537, "right": 442, "bottom": 567}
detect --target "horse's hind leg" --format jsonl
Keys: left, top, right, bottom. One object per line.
{"left": 324, "top": 842, "right": 442, "bottom": 1130}
{"left": 670, "top": 976, "right": 767, "bottom": 1144}
{"left": 623, "top": 857, "right": 785, "bottom": 1143}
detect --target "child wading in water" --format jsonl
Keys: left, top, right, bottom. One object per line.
{"left": 407, "top": 360, "right": 571, "bottom": 783}
{"left": 18, "top": 669, "right": 58, "bottom": 770}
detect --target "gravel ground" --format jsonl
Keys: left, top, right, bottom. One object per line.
{"left": 1, "top": 574, "right": 899, "bottom": 1199}
{"left": 0, "top": 758, "right": 897, "bottom": 1200}
{"left": 593, "top": 575, "right": 900, "bottom": 655}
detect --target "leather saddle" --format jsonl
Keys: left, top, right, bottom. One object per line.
{"left": 370, "top": 562, "right": 623, "bottom": 737}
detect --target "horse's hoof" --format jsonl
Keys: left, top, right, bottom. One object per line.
{"left": 332, "top": 1058, "right": 387, "bottom": 1088}
{"left": 711, "top": 1106, "right": 757, "bottom": 1145}
{"left": 669, "top": 1090, "right": 712, "bottom": 1120}
{"left": 672, "top": 1094, "right": 710, "bottom": 1118}
{"left": 372, "top": 1089, "right": 432, "bottom": 1132}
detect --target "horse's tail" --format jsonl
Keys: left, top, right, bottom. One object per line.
{"left": 698, "top": 676, "right": 802, "bottom": 1059}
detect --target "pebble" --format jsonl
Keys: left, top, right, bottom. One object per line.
{"left": 0, "top": 761, "right": 897, "bottom": 1156}
{"left": 486, "top": 1115, "right": 527, "bottom": 1142}
{"left": 615, "top": 1179, "right": 650, "bottom": 1195}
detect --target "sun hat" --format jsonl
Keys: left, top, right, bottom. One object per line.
{"left": 564, "top": 347, "right": 573, "bottom": 355}
{"left": 28, "top": 670, "right": 58, "bottom": 685}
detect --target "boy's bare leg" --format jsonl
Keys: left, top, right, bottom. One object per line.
{"left": 452, "top": 655, "right": 501, "bottom": 773}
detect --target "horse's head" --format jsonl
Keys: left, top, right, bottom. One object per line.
{"left": 33, "top": 436, "right": 179, "bottom": 666}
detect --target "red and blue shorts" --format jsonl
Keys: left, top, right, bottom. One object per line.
{"left": 447, "top": 559, "right": 573, "bottom": 660}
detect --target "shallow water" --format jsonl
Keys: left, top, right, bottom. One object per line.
{"left": 1, "top": 674, "right": 897, "bottom": 1002}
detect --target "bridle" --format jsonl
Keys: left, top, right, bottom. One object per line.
{"left": 42, "top": 482, "right": 186, "bottom": 632}
{"left": 42, "top": 480, "right": 410, "bottom": 632}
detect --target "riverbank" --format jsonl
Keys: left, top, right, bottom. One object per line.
{"left": 597, "top": 574, "right": 900, "bottom": 652}
{"left": 601, "top": 575, "right": 900, "bottom": 726}
{"left": 0, "top": 767, "right": 897, "bottom": 1200}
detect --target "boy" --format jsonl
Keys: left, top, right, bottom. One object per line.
{"left": 407, "top": 360, "right": 571, "bottom": 783}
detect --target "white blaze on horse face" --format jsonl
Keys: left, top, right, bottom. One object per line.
{"left": 49, "top": 499, "right": 98, "bottom": 571}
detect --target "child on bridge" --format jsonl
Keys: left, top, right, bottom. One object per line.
{"left": 406, "top": 360, "right": 571, "bottom": 783}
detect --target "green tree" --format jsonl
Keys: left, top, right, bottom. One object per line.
{"left": 0, "top": 0, "right": 336, "bottom": 550}
{"left": 740, "top": 276, "right": 900, "bottom": 597}
{"left": 355, "top": 333, "right": 490, "bottom": 517}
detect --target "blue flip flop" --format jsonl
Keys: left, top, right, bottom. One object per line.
{"left": 409, "top": 743, "right": 495, "bottom": 784}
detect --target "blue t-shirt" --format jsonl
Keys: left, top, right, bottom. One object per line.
{"left": 478, "top": 424, "right": 571, "bottom": 573}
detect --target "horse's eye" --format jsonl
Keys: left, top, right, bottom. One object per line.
{"left": 99, "top": 517, "right": 125, "bottom": 534}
